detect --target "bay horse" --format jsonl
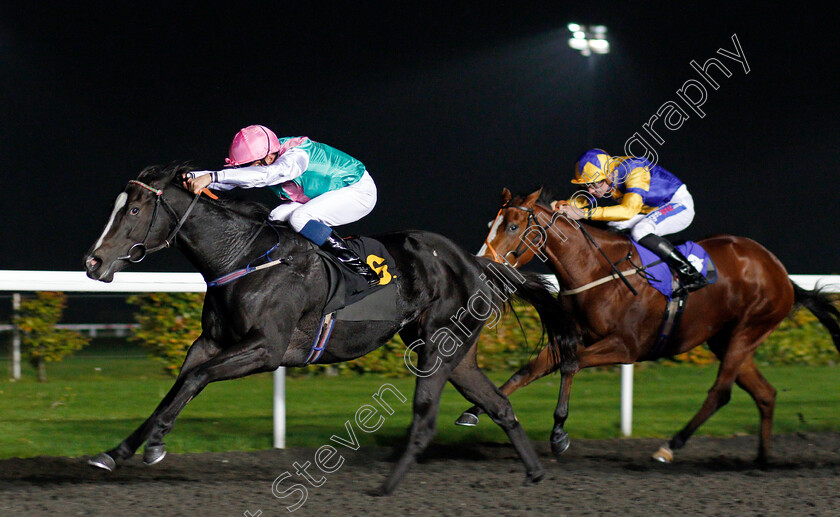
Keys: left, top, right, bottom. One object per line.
{"left": 82, "top": 165, "right": 579, "bottom": 495}
{"left": 457, "top": 187, "right": 840, "bottom": 464}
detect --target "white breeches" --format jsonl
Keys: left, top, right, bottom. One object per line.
{"left": 607, "top": 184, "right": 696, "bottom": 240}
{"left": 269, "top": 171, "right": 377, "bottom": 231}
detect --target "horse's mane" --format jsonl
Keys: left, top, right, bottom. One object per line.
{"left": 536, "top": 186, "right": 555, "bottom": 209}
{"left": 512, "top": 185, "right": 556, "bottom": 210}
{"left": 137, "top": 162, "right": 272, "bottom": 223}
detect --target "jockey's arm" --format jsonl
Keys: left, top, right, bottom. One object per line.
{"left": 188, "top": 148, "right": 310, "bottom": 191}
{"left": 587, "top": 165, "right": 650, "bottom": 221}
{"left": 589, "top": 192, "right": 644, "bottom": 221}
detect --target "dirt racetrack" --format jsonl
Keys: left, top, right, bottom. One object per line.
{"left": 1, "top": 432, "right": 839, "bottom": 516}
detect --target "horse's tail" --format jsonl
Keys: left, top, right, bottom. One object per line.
{"left": 477, "top": 258, "right": 579, "bottom": 366}
{"left": 792, "top": 282, "right": 840, "bottom": 353}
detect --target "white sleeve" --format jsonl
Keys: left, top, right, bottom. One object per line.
{"left": 185, "top": 170, "right": 237, "bottom": 191}
{"left": 210, "top": 147, "right": 310, "bottom": 189}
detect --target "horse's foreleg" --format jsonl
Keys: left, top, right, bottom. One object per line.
{"left": 455, "top": 344, "right": 559, "bottom": 426}
{"left": 549, "top": 334, "right": 629, "bottom": 457}
{"left": 448, "top": 350, "right": 546, "bottom": 486}
{"left": 89, "top": 337, "right": 223, "bottom": 470}
{"left": 549, "top": 360, "right": 579, "bottom": 457}
{"left": 141, "top": 332, "right": 280, "bottom": 464}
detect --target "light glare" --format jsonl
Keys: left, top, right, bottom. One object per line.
{"left": 566, "top": 23, "right": 610, "bottom": 56}
{"left": 568, "top": 38, "right": 588, "bottom": 50}
{"left": 589, "top": 39, "right": 610, "bottom": 53}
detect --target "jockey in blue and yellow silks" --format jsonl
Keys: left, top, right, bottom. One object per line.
{"left": 552, "top": 148, "right": 708, "bottom": 294}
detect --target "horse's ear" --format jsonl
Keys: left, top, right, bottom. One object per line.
{"left": 524, "top": 187, "right": 543, "bottom": 207}
{"left": 501, "top": 188, "right": 512, "bottom": 204}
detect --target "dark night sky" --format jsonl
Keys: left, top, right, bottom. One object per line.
{"left": 1, "top": 2, "right": 838, "bottom": 276}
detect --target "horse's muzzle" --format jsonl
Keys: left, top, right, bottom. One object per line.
{"left": 84, "top": 254, "right": 114, "bottom": 282}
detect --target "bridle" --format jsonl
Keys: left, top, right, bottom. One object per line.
{"left": 483, "top": 201, "right": 639, "bottom": 296}
{"left": 117, "top": 180, "right": 202, "bottom": 263}
{"left": 483, "top": 203, "right": 550, "bottom": 267}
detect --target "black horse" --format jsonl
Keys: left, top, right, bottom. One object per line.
{"left": 82, "top": 164, "right": 578, "bottom": 495}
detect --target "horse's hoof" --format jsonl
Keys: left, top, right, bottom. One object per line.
{"left": 367, "top": 486, "right": 389, "bottom": 497}
{"left": 455, "top": 412, "right": 480, "bottom": 427}
{"left": 652, "top": 445, "right": 673, "bottom": 463}
{"left": 143, "top": 444, "right": 167, "bottom": 466}
{"left": 524, "top": 468, "right": 546, "bottom": 486}
{"left": 550, "top": 430, "right": 571, "bottom": 457}
{"left": 88, "top": 452, "right": 116, "bottom": 472}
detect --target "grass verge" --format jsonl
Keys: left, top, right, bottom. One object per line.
{"left": 0, "top": 357, "right": 837, "bottom": 458}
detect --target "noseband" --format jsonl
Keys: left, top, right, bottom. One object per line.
{"left": 117, "top": 180, "right": 202, "bottom": 263}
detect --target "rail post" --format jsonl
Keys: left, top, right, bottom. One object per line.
{"left": 11, "top": 293, "right": 21, "bottom": 380}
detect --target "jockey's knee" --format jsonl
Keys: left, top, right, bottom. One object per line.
{"left": 630, "top": 221, "right": 658, "bottom": 241}
{"left": 288, "top": 211, "right": 319, "bottom": 233}
{"left": 268, "top": 203, "right": 300, "bottom": 226}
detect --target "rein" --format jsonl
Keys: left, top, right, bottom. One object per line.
{"left": 118, "top": 180, "right": 203, "bottom": 263}
{"left": 577, "top": 223, "right": 639, "bottom": 296}
{"left": 207, "top": 222, "right": 296, "bottom": 287}
{"left": 122, "top": 179, "right": 300, "bottom": 288}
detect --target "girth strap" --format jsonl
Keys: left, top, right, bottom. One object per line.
{"left": 304, "top": 313, "right": 336, "bottom": 365}
{"left": 642, "top": 288, "right": 688, "bottom": 361}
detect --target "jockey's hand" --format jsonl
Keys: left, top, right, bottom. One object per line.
{"left": 183, "top": 174, "right": 212, "bottom": 195}
{"left": 550, "top": 200, "right": 569, "bottom": 211}
{"left": 564, "top": 208, "right": 585, "bottom": 220}
{"left": 554, "top": 203, "right": 584, "bottom": 220}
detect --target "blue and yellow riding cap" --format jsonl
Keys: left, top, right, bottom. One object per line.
{"left": 571, "top": 148, "right": 611, "bottom": 184}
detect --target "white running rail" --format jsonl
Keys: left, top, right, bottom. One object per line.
{"left": 2, "top": 270, "right": 839, "bottom": 440}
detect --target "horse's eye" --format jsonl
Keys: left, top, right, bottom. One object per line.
{"left": 129, "top": 207, "right": 140, "bottom": 215}
{"left": 508, "top": 224, "right": 518, "bottom": 232}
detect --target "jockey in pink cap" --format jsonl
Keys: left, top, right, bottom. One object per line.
{"left": 183, "top": 124, "right": 380, "bottom": 287}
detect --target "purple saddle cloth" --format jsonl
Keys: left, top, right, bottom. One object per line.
{"left": 631, "top": 240, "right": 717, "bottom": 298}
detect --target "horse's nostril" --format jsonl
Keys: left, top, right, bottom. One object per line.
{"left": 86, "top": 256, "right": 101, "bottom": 272}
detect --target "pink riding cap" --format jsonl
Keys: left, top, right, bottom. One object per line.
{"left": 225, "top": 125, "right": 282, "bottom": 167}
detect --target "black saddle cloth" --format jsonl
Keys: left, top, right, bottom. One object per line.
{"left": 319, "top": 235, "right": 399, "bottom": 321}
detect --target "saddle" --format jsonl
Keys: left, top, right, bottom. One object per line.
{"left": 631, "top": 240, "right": 718, "bottom": 360}
{"left": 631, "top": 240, "right": 718, "bottom": 299}
{"left": 318, "top": 235, "right": 399, "bottom": 320}
{"left": 207, "top": 232, "right": 400, "bottom": 365}
{"left": 305, "top": 235, "right": 400, "bottom": 365}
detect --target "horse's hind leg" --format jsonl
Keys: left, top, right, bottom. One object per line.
{"left": 448, "top": 347, "right": 545, "bottom": 485}
{"left": 456, "top": 344, "right": 558, "bottom": 426}
{"left": 378, "top": 371, "right": 448, "bottom": 495}
{"left": 734, "top": 358, "right": 776, "bottom": 465}
{"left": 655, "top": 325, "right": 777, "bottom": 463}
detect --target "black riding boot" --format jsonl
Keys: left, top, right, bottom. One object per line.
{"left": 637, "top": 233, "right": 708, "bottom": 295}
{"left": 320, "top": 231, "right": 381, "bottom": 287}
